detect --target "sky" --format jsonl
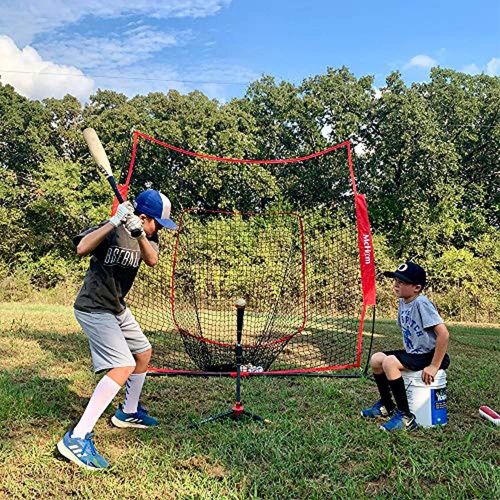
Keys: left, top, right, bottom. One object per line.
{"left": 0, "top": 0, "right": 498, "bottom": 102}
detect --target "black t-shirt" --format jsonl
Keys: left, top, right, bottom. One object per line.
{"left": 73, "top": 223, "right": 159, "bottom": 314}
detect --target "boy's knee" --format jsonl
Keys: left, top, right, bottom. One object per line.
{"left": 382, "top": 355, "right": 399, "bottom": 370}
{"left": 107, "top": 364, "right": 136, "bottom": 386}
{"left": 126, "top": 364, "right": 136, "bottom": 376}
{"left": 133, "top": 348, "right": 152, "bottom": 372}
{"left": 135, "top": 348, "right": 152, "bottom": 361}
{"left": 370, "top": 352, "right": 386, "bottom": 368}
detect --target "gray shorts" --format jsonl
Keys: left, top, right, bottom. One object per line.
{"left": 74, "top": 308, "right": 151, "bottom": 373}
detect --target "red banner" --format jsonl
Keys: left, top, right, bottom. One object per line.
{"left": 355, "top": 194, "right": 376, "bottom": 306}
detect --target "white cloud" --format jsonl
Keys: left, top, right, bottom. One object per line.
{"left": 72, "top": 61, "right": 255, "bottom": 101}
{"left": 0, "top": 1, "right": 232, "bottom": 45}
{"left": 461, "top": 58, "right": 500, "bottom": 76}
{"left": 486, "top": 57, "right": 500, "bottom": 76}
{"left": 0, "top": 1, "right": 242, "bottom": 101}
{"left": 0, "top": 35, "right": 257, "bottom": 102}
{"left": 462, "top": 63, "right": 481, "bottom": 75}
{"left": 39, "top": 27, "right": 184, "bottom": 70}
{"left": 197, "top": 83, "right": 229, "bottom": 102}
{"left": 404, "top": 54, "right": 438, "bottom": 70}
{"left": 0, "top": 35, "right": 94, "bottom": 100}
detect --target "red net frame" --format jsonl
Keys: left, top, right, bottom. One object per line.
{"left": 120, "top": 131, "right": 376, "bottom": 377}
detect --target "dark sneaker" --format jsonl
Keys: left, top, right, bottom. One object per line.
{"left": 111, "top": 403, "right": 159, "bottom": 429}
{"left": 361, "top": 400, "right": 394, "bottom": 418}
{"left": 57, "top": 431, "right": 109, "bottom": 470}
{"left": 380, "top": 410, "right": 418, "bottom": 432}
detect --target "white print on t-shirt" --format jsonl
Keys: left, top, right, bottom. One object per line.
{"left": 397, "top": 295, "right": 443, "bottom": 354}
{"left": 400, "top": 311, "right": 424, "bottom": 352}
{"left": 104, "top": 246, "right": 141, "bottom": 268}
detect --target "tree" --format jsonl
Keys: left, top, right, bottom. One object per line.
{"left": 0, "top": 82, "right": 53, "bottom": 174}
{"left": 360, "top": 72, "right": 463, "bottom": 259}
{"left": 421, "top": 69, "right": 500, "bottom": 237}
{"left": 0, "top": 67, "right": 498, "bottom": 321}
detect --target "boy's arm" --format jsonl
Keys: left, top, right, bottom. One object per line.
{"left": 75, "top": 202, "right": 133, "bottom": 256}
{"left": 76, "top": 223, "right": 114, "bottom": 256}
{"left": 137, "top": 237, "right": 158, "bottom": 267}
{"left": 422, "top": 323, "right": 449, "bottom": 385}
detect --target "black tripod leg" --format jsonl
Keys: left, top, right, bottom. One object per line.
{"left": 190, "top": 408, "right": 271, "bottom": 428}
{"left": 189, "top": 409, "right": 234, "bottom": 428}
{"left": 241, "top": 410, "right": 272, "bottom": 424}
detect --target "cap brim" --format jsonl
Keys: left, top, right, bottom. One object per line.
{"left": 154, "top": 217, "right": 177, "bottom": 230}
{"left": 383, "top": 271, "right": 414, "bottom": 283}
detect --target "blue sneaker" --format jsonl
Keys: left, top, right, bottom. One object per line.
{"left": 361, "top": 400, "right": 394, "bottom": 418}
{"left": 111, "top": 403, "right": 159, "bottom": 429}
{"left": 56, "top": 431, "right": 109, "bottom": 470}
{"left": 380, "top": 410, "right": 418, "bottom": 432}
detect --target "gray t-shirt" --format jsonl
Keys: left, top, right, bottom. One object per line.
{"left": 73, "top": 222, "right": 159, "bottom": 315}
{"left": 397, "top": 295, "right": 444, "bottom": 354}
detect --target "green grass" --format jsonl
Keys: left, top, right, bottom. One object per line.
{"left": 0, "top": 303, "right": 499, "bottom": 498}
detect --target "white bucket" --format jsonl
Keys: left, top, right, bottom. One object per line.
{"left": 402, "top": 369, "right": 447, "bottom": 427}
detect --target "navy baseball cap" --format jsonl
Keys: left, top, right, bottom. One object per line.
{"left": 134, "top": 189, "right": 177, "bottom": 230}
{"left": 384, "top": 261, "right": 426, "bottom": 287}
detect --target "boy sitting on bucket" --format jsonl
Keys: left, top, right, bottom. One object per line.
{"left": 361, "top": 261, "right": 450, "bottom": 432}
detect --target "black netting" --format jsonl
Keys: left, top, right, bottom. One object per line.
{"left": 125, "top": 133, "right": 372, "bottom": 375}
{"left": 170, "top": 210, "right": 305, "bottom": 371}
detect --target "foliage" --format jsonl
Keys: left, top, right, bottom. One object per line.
{"left": 0, "top": 65, "right": 498, "bottom": 321}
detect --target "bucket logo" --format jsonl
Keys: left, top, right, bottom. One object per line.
{"left": 397, "top": 263, "right": 408, "bottom": 272}
{"left": 433, "top": 388, "right": 447, "bottom": 410}
{"left": 431, "top": 388, "right": 448, "bottom": 425}
{"left": 363, "top": 234, "right": 371, "bottom": 264}
{"left": 435, "top": 390, "right": 447, "bottom": 403}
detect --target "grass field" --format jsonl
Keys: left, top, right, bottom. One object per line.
{"left": 0, "top": 303, "right": 499, "bottom": 498}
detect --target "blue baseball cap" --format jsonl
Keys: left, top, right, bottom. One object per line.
{"left": 384, "top": 261, "right": 426, "bottom": 288}
{"left": 134, "top": 189, "right": 177, "bottom": 230}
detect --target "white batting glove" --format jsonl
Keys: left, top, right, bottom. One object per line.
{"left": 109, "top": 201, "right": 134, "bottom": 227}
{"left": 125, "top": 214, "right": 145, "bottom": 239}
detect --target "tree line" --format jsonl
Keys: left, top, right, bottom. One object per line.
{"left": 0, "top": 66, "right": 498, "bottom": 321}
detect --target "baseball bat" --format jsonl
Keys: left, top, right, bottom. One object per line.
{"left": 83, "top": 128, "right": 142, "bottom": 237}
{"left": 83, "top": 127, "right": 124, "bottom": 203}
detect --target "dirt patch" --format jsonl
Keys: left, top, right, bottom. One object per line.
{"left": 175, "top": 455, "right": 228, "bottom": 479}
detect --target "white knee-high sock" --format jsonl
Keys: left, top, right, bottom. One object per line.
{"left": 122, "top": 372, "right": 147, "bottom": 414}
{"left": 72, "top": 375, "right": 122, "bottom": 439}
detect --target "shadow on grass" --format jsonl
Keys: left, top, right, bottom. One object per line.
{"left": 0, "top": 309, "right": 89, "bottom": 371}
{"left": 0, "top": 369, "right": 88, "bottom": 452}
{"left": 17, "top": 328, "right": 89, "bottom": 364}
{"left": 0, "top": 369, "right": 88, "bottom": 428}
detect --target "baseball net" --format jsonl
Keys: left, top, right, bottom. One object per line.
{"left": 118, "top": 131, "right": 376, "bottom": 376}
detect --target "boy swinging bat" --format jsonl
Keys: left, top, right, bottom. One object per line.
{"left": 57, "top": 128, "right": 177, "bottom": 470}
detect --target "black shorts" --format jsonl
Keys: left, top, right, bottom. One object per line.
{"left": 383, "top": 350, "right": 450, "bottom": 372}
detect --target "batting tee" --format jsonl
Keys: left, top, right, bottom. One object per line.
{"left": 117, "top": 131, "right": 376, "bottom": 377}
